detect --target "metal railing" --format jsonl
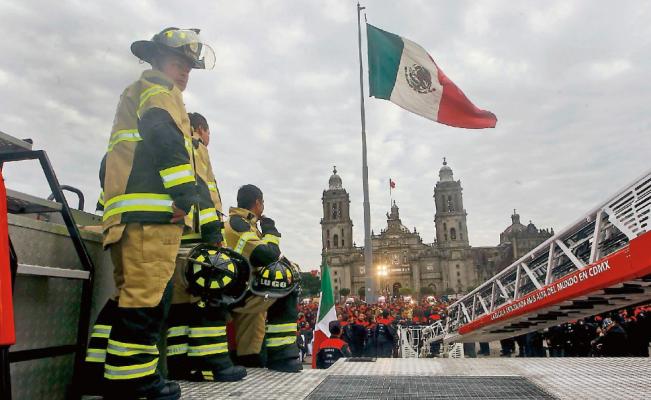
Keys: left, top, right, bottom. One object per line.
{"left": 443, "top": 168, "right": 651, "bottom": 338}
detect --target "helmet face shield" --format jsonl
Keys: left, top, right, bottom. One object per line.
{"left": 155, "top": 28, "right": 215, "bottom": 70}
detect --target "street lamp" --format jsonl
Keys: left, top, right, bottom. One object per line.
{"left": 377, "top": 264, "right": 388, "bottom": 296}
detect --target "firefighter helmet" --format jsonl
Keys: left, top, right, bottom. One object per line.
{"left": 184, "top": 244, "right": 250, "bottom": 305}
{"left": 250, "top": 257, "right": 300, "bottom": 299}
{"left": 131, "top": 27, "right": 216, "bottom": 69}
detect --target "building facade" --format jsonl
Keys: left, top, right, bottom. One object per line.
{"left": 321, "top": 161, "right": 552, "bottom": 298}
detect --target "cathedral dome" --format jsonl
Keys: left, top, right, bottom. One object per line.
{"left": 503, "top": 210, "right": 526, "bottom": 234}
{"left": 328, "top": 166, "right": 343, "bottom": 190}
{"left": 439, "top": 158, "right": 454, "bottom": 182}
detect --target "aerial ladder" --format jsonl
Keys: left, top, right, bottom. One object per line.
{"left": 437, "top": 168, "right": 651, "bottom": 344}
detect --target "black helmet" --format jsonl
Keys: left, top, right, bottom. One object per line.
{"left": 250, "top": 257, "right": 300, "bottom": 299}
{"left": 131, "top": 27, "right": 215, "bottom": 69}
{"left": 184, "top": 244, "right": 250, "bottom": 305}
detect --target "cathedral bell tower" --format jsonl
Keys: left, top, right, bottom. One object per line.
{"left": 321, "top": 166, "right": 353, "bottom": 251}
{"left": 434, "top": 158, "right": 469, "bottom": 247}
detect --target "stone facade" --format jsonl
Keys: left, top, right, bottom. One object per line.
{"left": 321, "top": 160, "right": 553, "bottom": 298}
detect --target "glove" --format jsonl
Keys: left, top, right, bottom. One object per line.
{"left": 260, "top": 216, "right": 280, "bottom": 236}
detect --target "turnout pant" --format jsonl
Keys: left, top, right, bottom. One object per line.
{"left": 89, "top": 223, "right": 182, "bottom": 395}
{"left": 166, "top": 247, "right": 234, "bottom": 381}
{"left": 230, "top": 291, "right": 299, "bottom": 364}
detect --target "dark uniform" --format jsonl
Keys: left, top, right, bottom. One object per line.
{"left": 374, "top": 317, "right": 396, "bottom": 358}
{"left": 224, "top": 207, "right": 299, "bottom": 368}
{"left": 315, "top": 337, "right": 351, "bottom": 369}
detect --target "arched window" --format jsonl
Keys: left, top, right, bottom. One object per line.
{"left": 450, "top": 228, "right": 457, "bottom": 240}
{"left": 326, "top": 229, "right": 330, "bottom": 249}
{"left": 458, "top": 222, "right": 463, "bottom": 240}
{"left": 333, "top": 234, "right": 339, "bottom": 248}
{"left": 341, "top": 228, "right": 345, "bottom": 247}
{"left": 331, "top": 203, "right": 338, "bottom": 219}
{"left": 447, "top": 195, "right": 454, "bottom": 211}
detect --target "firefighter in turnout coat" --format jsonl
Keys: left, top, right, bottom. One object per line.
{"left": 224, "top": 185, "right": 302, "bottom": 373}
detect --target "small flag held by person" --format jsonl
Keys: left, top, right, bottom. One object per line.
{"left": 367, "top": 23, "right": 497, "bottom": 129}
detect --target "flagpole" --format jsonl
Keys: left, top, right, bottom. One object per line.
{"left": 357, "top": 2, "right": 376, "bottom": 304}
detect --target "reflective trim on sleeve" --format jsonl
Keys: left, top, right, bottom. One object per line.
{"left": 85, "top": 348, "right": 107, "bottom": 363}
{"left": 187, "top": 343, "right": 228, "bottom": 357}
{"left": 265, "top": 323, "right": 297, "bottom": 334}
{"left": 108, "top": 129, "right": 142, "bottom": 151}
{"left": 97, "top": 190, "right": 105, "bottom": 207}
{"left": 166, "top": 325, "right": 189, "bottom": 338}
{"left": 102, "top": 193, "right": 173, "bottom": 221}
{"left": 159, "top": 164, "right": 195, "bottom": 189}
{"left": 90, "top": 324, "right": 112, "bottom": 339}
{"left": 188, "top": 326, "right": 226, "bottom": 338}
{"left": 262, "top": 234, "right": 280, "bottom": 246}
{"left": 265, "top": 336, "right": 297, "bottom": 347}
{"left": 104, "top": 357, "right": 159, "bottom": 380}
{"left": 137, "top": 85, "right": 170, "bottom": 117}
{"left": 199, "top": 208, "right": 218, "bottom": 226}
{"left": 207, "top": 182, "right": 218, "bottom": 192}
{"left": 234, "top": 232, "right": 258, "bottom": 254}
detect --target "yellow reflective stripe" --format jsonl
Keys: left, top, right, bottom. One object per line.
{"left": 98, "top": 190, "right": 105, "bottom": 207}
{"left": 85, "top": 349, "right": 107, "bottom": 363}
{"left": 159, "top": 164, "right": 195, "bottom": 189}
{"left": 207, "top": 182, "right": 217, "bottom": 192}
{"left": 107, "top": 339, "right": 158, "bottom": 356}
{"left": 234, "top": 232, "right": 258, "bottom": 254}
{"left": 262, "top": 234, "right": 280, "bottom": 246}
{"left": 167, "top": 344, "right": 188, "bottom": 356}
{"left": 265, "top": 336, "right": 297, "bottom": 347}
{"left": 167, "top": 325, "right": 189, "bottom": 338}
{"left": 265, "top": 323, "right": 296, "bottom": 334}
{"left": 90, "top": 326, "right": 111, "bottom": 339}
{"left": 202, "top": 370, "right": 214, "bottom": 381}
{"left": 102, "top": 193, "right": 173, "bottom": 221}
{"left": 107, "top": 129, "right": 141, "bottom": 151}
{"left": 137, "top": 85, "right": 170, "bottom": 117}
{"left": 182, "top": 232, "right": 202, "bottom": 241}
{"left": 104, "top": 357, "right": 158, "bottom": 380}
{"left": 188, "top": 326, "right": 226, "bottom": 338}
{"left": 199, "top": 208, "right": 218, "bottom": 225}
{"left": 187, "top": 343, "right": 228, "bottom": 356}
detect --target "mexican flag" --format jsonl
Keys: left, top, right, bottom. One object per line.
{"left": 367, "top": 23, "right": 497, "bottom": 129}
{"left": 311, "top": 258, "right": 337, "bottom": 368}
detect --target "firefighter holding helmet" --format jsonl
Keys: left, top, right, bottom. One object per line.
{"left": 165, "top": 112, "right": 247, "bottom": 383}
{"left": 84, "top": 27, "right": 217, "bottom": 400}
{"left": 225, "top": 184, "right": 303, "bottom": 373}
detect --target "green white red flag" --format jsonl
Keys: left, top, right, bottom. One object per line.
{"left": 367, "top": 23, "right": 497, "bottom": 129}
{"left": 311, "top": 257, "right": 337, "bottom": 368}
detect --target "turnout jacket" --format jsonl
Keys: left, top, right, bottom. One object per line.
{"left": 181, "top": 136, "right": 224, "bottom": 243}
{"left": 101, "top": 69, "right": 222, "bottom": 244}
{"left": 223, "top": 207, "right": 281, "bottom": 267}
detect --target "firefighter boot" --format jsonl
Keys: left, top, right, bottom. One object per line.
{"left": 267, "top": 357, "right": 303, "bottom": 373}
{"left": 265, "top": 292, "right": 301, "bottom": 373}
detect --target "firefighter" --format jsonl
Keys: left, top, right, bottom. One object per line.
{"left": 84, "top": 27, "right": 217, "bottom": 400}
{"left": 224, "top": 184, "right": 302, "bottom": 373}
{"left": 315, "top": 321, "right": 351, "bottom": 369}
{"left": 374, "top": 310, "right": 396, "bottom": 358}
{"left": 165, "top": 112, "right": 246, "bottom": 382}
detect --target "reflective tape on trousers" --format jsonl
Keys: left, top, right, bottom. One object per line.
{"left": 102, "top": 193, "right": 173, "bottom": 221}
{"left": 104, "top": 358, "right": 158, "bottom": 380}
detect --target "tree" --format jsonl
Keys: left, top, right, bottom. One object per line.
{"left": 339, "top": 288, "right": 351, "bottom": 297}
{"left": 419, "top": 286, "right": 434, "bottom": 296}
{"left": 398, "top": 287, "right": 412, "bottom": 296}
{"left": 357, "top": 286, "right": 366, "bottom": 299}
{"left": 299, "top": 272, "right": 321, "bottom": 297}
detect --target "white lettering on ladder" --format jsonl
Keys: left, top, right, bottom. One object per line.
{"left": 490, "top": 260, "right": 611, "bottom": 321}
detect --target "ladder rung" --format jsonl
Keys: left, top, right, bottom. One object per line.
{"left": 17, "top": 264, "right": 90, "bottom": 280}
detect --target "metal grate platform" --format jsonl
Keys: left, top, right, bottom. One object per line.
{"left": 305, "top": 375, "right": 555, "bottom": 400}
{"left": 176, "top": 358, "right": 651, "bottom": 400}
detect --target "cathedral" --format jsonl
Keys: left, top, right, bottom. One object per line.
{"left": 320, "top": 160, "right": 553, "bottom": 298}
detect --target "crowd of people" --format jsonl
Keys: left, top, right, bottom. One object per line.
{"left": 298, "top": 297, "right": 650, "bottom": 361}
{"left": 497, "top": 304, "right": 650, "bottom": 358}
{"left": 297, "top": 296, "right": 450, "bottom": 360}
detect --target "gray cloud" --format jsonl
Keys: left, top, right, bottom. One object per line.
{"left": 1, "top": 0, "right": 649, "bottom": 270}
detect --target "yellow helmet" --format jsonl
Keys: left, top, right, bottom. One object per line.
{"left": 185, "top": 244, "right": 250, "bottom": 305}
{"left": 131, "top": 27, "right": 215, "bottom": 69}
{"left": 250, "top": 257, "right": 300, "bottom": 299}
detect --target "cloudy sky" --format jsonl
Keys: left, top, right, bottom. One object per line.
{"left": 1, "top": 0, "right": 649, "bottom": 269}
